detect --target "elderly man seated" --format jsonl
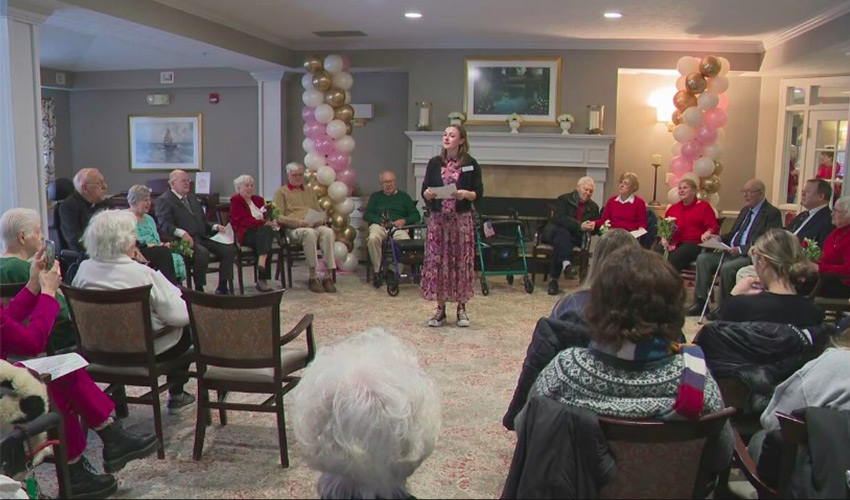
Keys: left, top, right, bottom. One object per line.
{"left": 686, "top": 179, "right": 782, "bottom": 317}
{"left": 292, "top": 329, "right": 440, "bottom": 500}
{"left": 364, "top": 171, "right": 421, "bottom": 287}
{"left": 58, "top": 168, "right": 112, "bottom": 253}
{"left": 542, "top": 176, "right": 600, "bottom": 295}
{"left": 274, "top": 163, "right": 336, "bottom": 293}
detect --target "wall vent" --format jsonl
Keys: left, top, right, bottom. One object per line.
{"left": 312, "top": 30, "right": 367, "bottom": 38}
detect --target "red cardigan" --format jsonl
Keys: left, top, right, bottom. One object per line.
{"left": 0, "top": 287, "right": 60, "bottom": 360}
{"left": 665, "top": 199, "right": 719, "bottom": 245}
{"left": 229, "top": 194, "right": 267, "bottom": 244}
{"left": 819, "top": 225, "right": 850, "bottom": 277}
{"left": 594, "top": 195, "right": 647, "bottom": 232}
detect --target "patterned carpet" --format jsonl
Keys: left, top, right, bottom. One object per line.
{"left": 36, "top": 266, "right": 707, "bottom": 499}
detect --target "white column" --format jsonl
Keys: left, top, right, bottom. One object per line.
{"left": 251, "top": 70, "right": 285, "bottom": 199}
{"left": 0, "top": 2, "right": 51, "bottom": 230}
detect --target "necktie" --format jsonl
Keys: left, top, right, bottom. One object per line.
{"left": 731, "top": 210, "right": 753, "bottom": 247}
{"left": 181, "top": 196, "right": 194, "bottom": 215}
{"left": 791, "top": 211, "right": 810, "bottom": 233}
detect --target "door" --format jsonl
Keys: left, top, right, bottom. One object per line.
{"left": 803, "top": 110, "right": 848, "bottom": 205}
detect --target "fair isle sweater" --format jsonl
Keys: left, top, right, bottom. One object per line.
{"left": 531, "top": 347, "right": 725, "bottom": 419}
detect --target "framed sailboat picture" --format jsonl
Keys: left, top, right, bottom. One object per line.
{"left": 129, "top": 114, "right": 203, "bottom": 171}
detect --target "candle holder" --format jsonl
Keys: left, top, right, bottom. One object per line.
{"left": 416, "top": 101, "right": 432, "bottom": 131}
{"left": 649, "top": 161, "right": 662, "bottom": 207}
{"left": 587, "top": 105, "right": 604, "bottom": 134}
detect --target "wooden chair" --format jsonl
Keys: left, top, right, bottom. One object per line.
{"left": 279, "top": 227, "right": 337, "bottom": 289}
{"left": 215, "top": 204, "right": 284, "bottom": 294}
{"left": 0, "top": 281, "right": 26, "bottom": 305}
{"left": 807, "top": 271, "right": 850, "bottom": 322}
{"left": 732, "top": 412, "right": 807, "bottom": 499}
{"left": 597, "top": 407, "right": 736, "bottom": 499}
{"left": 61, "top": 284, "right": 195, "bottom": 459}
{"left": 0, "top": 411, "right": 73, "bottom": 498}
{"left": 182, "top": 287, "right": 315, "bottom": 468}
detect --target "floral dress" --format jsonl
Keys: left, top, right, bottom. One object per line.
{"left": 135, "top": 213, "right": 186, "bottom": 281}
{"left": 421, "top": 159, "right": 476, "bottom": 303}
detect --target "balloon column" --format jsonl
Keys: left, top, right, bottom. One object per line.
{"left": 667, "top": 55, "right": 731, "bottom": 209}
{"left": 300, "top": 53, "right": 359, "bottom": 272}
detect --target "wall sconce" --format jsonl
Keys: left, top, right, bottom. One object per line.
{"left": 648, "top": 86, "right": 677, "bottom": 126}
{"left": 350, "top": 104, "right": 373, "bottom": 127}
{"left": 146, "top": 94, "right": 171, "bottom": 106}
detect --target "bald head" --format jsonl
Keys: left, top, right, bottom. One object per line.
{"left": 169, "top": 169, "right": 191, "bottom": 195}
{"left": 576, "top": 176, "right": 595, "bottom": 203}
{"left": 380, "top": 171, "right": 398, "bottom": 195}
{"left": 742, "top": 178, "right": 765, "bottom": 207}
{"left": 73, "top": 168, "right": 107, "bottom": 203}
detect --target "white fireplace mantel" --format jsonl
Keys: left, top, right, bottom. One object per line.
{"left": 405, "top": 131, "right": 615, "bottom": 206}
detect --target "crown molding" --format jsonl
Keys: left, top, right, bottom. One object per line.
{"left": 5, "top": 0, "right": 55, "bottom": 24}
{"left": 763, "top": 2, "right": 850, "bottom": 50}
{"left": 153, "top": 0, "right": 291, "bottom": 47}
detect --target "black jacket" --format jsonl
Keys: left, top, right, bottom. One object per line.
{"left": 786, "top": 207, "right": 834, "bottom": 247}
{"left": 542, "top": 191, "right": 600, "bottom": 243}
{"left": 421, "top": 155, "right": 483, "bottom": 214}
{"left": 722, "top": 200, "right": 783, "bottom": 254}
{"left": 154, "top": 190, "right": 215, "bottom": 240}
{"left": 56, "top": 191, "right": 112, "bottom": 253}
{"left": 501, "top": 396, "right": 616, "bottom": 500}
{"left": 694, "top": 321, "right": 833, "bottom": 414}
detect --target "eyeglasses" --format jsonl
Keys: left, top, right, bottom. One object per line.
{"left": 740, "top": 189, "right": 762, "bottom": 194}
{"left": 381, "top": 180, "right": 395, "bottom": 185}
{"left": 86, "top": 181, "right": 107, "bottom": 188}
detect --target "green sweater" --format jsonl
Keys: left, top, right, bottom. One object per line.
{"left": 0, "top": 256, "right": 76, "bottom": 351}
{"left": 364, "top": 190, "right": 421, "bottom": 226}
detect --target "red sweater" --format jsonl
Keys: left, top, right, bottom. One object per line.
{"left": 665, "top": 199, "right": 719, "bottom": 245}
{"left": 819, "top": 225, "right": 850, "bottom": 277}
{"left": 229, "top": 194, "right": 267, "bottom": 244}
{"left": 594, "top": 195, "right": 647, "bottom": 232}
{"left": 0, "top": 287, "right": 60, "bottom": 360}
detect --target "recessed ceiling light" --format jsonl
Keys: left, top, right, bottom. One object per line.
{"left": 405, "top": 11, "right": 422, "bottom": 19}
{"left": 604, "top": 11, "right": 623, "bottom": 19}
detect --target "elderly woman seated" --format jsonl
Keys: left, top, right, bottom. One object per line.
{"left": 71, "top": 209, "right": 195, "bottom": 414}
{"left": 292, "top": 329, "right": 440, "bottom": 500}
{"left": 127, "top": 184, "right": 186, "bottom": 285}
{"left": 229, "top": 175, "right": 280, "bottom": 292}
{"left": 812, "top": 195, "right": 850, "bottom": 297}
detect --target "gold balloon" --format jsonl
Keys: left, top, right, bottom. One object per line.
{"left": 324, "top": 89, "right": 346, "bottom": 108}
{"left": 673, "top": 90, "right": 698, "bottom": 111}
{"left": 685, "top": 72, "right": 707, "bottom": 94}
{"left": 303, "top": 55, "right": 323, "bottom": 73}
{"left": 336, "top": 234, "right": 353, "bottom": 251}
{"left": 713, "top": 161, "right": 724, "bottom": 176}
{"left": 311, "top": 182, "right": 328, "bottom": 197}
{"left": 671, "top": 109, "right": 683, "bottom": 125}
{"left": 696, "top": 189, "right": 710, "bottom": 201}
{"left": 312, "top": 71, "right": 332, "bottom": 91}
{"left": 345, "top": 123, "right": 353, "bottom": 135}
{"left": 334, "top": 104, "right": 355, "bottom": 122}
{"left": 699, "top": 56, "right": 721, "bottom": 78}
{"left": 318, "top": 196, "right": 333, "bottom": 212}
{"left": 702, "top": 175, "right": 722, "bottom": 194}
{"left": 342, "top": 226, "right": 356, "bottom": 242}
{"left": 331, "top": 213, "right": 349, "bottom": 230}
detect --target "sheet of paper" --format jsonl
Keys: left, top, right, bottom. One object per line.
{"left": 209, "top": 223, "right": 234, "bottom": 245}
{"left": 699, "top": 238, "right": 732, "bottom": 251}
{"left": 431, "top": 184, "right": 458, "bottom": 199}
{"left": 304, "top": 209, "right": 326, "bottom": 225}
{"left": 19, "top": 353, "right": 88, "bottom": 381}
{"left": 630, "top": 228, "right": 648, "bottom": 239}
{"left": 194, "top": 172, "right": 211, "bottom": 194}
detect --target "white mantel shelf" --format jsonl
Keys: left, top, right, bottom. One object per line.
{"left": 405, "top": 131, "right": 615, "bottom": 205}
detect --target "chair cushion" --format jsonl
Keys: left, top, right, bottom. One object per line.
{"left": 202, "top": 347, "right": 309, "bottom": 383}
{"left": 86, "top": 346, "right": 194, "bottom": 377}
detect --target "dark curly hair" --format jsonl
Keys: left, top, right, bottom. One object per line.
{"left": 585, "top": 247, "right": 686, "bottom": 347}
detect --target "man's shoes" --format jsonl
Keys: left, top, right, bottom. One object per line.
{"left": 322, "top": 277, "right": 337, "bottom": 293}
{"left": 308, "top": 278, "right": 324, "bottom": 293}
{"left": 548, "top": 279, "right": 559, "bottom": 295}
{"left": 428, "top": 307, "right": 446, "bottom": 327}
{"left": 685, "top": 302, "right": 705, "bottom": 317}
{"left": 564, "top": 266, "right": 578, "bottom": 280}
{"left": 167, "top": 392, "right": 195, "bottom": 415}
{"left": 372, "top": 272, "right": 383, "bottom": 288}
{"left": 457, "top": 306, "right": 470, "bottom": 327}
{"left": 706, "top": 309, "right": 718, "bottom": 321}
{"left": 215, "top": 286, "right": 229, "bottom": 295}
{"left": 68, "top": 456, "right": 117, "bottom": 499}
{"left": 98, "top": 420, "right": 158, "bottom": 473}
{"left": 256, "top": 280, "right": 273, "bottom": 293}
{"left": 195, "top": 285, "right": 205, "bottom": 293}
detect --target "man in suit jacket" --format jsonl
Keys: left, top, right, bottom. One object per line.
{"left": 58, "top": 168, "right": 112, "bottom": 253}
{"left": 155, "top": 170, "right": 235, "bottom": 294}
{"left": 687, "top": 179, "right": 782, "bottom": 315}
{"left": 542, "top": 177, "right": 600, "bottom": 295}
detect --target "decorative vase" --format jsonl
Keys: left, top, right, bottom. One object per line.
{"left": 450, "top": 118, "right": 463, "bottom": 126}
{"left": 509, "top": 119, "right": 520, "bottom": 134}
{"left": 559, "top": 121, "right": 572, "bottom": 135}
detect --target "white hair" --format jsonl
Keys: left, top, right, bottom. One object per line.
{"left": 286, "top": 162, "right": 304, "bottom": 175}
{"left": 0, "top": 208, "right": 40, "bottom": 252}
{"left": 576, "top": 176, "right": 595, "bottom": 189}
{"left": 291, "top": 329, "right": 441, "bottom": 500}
{"left": 73, "top": 168, "right": 98, "bottom": 193}
{"left": 82, "top": 210, "right": 137, "bottom": 260}
{"left": 168, "top": 169, "right": 187, "bottom": 184}
{"left": 127, "top": 184, "right": 152, "bottom": 207}
{"left": 233, "top": 175, "right": 254, "bottom": 192}
{"left": 835, "top": 196, "right": 850, "bottom": 214}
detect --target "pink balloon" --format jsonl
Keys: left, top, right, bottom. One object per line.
{"left": 337, "top": 168, "right": 356, "bottom": 187}
{"left": 703, "top": 108, "right": 728, "bottom": 129}
{"left": 696, "top": 124, "right": 718, "bottom": 144}
{"left": 303, "top": 120, "right": 325, "bottom": 140}
{"left": 313, "top": 135, "right": 336, "bottom": 155}
{"left": 301, "top": 107, "right": 316, "bottom": 122}
{"left": 670, "top": 155, "right": 693, "bottom": 175}
{"left": 717, "top": 93, "right": 730, "bottom": 110}
{"left": 668, "top": 174, "right": 683, "bottom": 189}
{"left": 680, "top": 140, "right": 704, "bottom": 160}
{"left": 327, "top": 151, "right": 350, "bottom": 171}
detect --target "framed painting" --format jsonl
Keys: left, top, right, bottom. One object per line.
{"left": 128, "top": 114, "right": 203, "bottom": 171}
{"left": 464, "top": 57, "right": 561, "bottom": 125}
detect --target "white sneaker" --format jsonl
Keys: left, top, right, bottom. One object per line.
{"left": 457, "top": 306, "right": 470, "bottom": 327}
{"left": 428, "top": 307, "right": 446, "bottom": 327}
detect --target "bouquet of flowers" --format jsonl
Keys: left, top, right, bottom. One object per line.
{"left": 506, "top": 113, "right": 523, "bottom": 124}
{"left": 448, "top": 111, "right": 466, "bottom": 124}
{"left": 657, "top": 216, "right": 678, "bottom": 259}
{"left": 557, "top": 114, "right": 575, "bottom": 124}
{"left": 597, "top": 220, "right": 612, "bottom": 236}
{"left": 264, "top": 201, "right": 281, "bottom": 221}
{"left": 170, "top": 238, "right": 193, "bottom": 259}
{"left": 801, "top": 238, "right": 821, "bottom": 263}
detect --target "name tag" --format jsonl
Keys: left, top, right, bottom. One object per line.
{"left": 461, "top": 165, "right": 474, "bottom": 172}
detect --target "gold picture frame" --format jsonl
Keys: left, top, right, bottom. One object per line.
{"left": 128, "top": 114, "right": 203, "bottom": 171}
{"left": 463, "top": 57, "right": 562, "bottom": 125}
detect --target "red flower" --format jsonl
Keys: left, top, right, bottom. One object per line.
{"left": 801, "top": 240, "right": 809, "bottom": 248}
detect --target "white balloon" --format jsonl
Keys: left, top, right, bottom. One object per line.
{"left": 334, "top": 135, "right": 355, "bottom": 154}
{"left": 344, "top": 90, "right": 352, "bottom": 104}
{"left": 672, "top": 124, "right": 697, "bottom": 143}
{"left": 703, "top": 142, "right": 724, "bottom": 161}
{"left": 302, "top": 89, "right": 324, "bottom": 108}
{"left": 328, "top": 181, "right": 349, "bottom": 202}
{"left": 676, "top": 75, "right": 686, "bottom": 91}
{"left": 302, "top": 138, "right": 315, "bottom": 153}
{"left": 707, "top": 76, "right": 729, "bottom": 94}
{"left": 326, "top": 119, "right": 348, "bottom": 140}
{"left": 698, "top": 91, "right": 719, "bottom": 110}
{"left": 317, "top": 165, "right": 336, "bottom": 185}
{"left": 334, "top": 197, "right": 355, "bottom": 216}
{"left": 682, "top": 107, "right": 703, "bottom": 128}
{"left": 718, "top": 57, "right": 731, "bottom": 76}
{"left": 677, "top": 56, "right": 700, "bottom": 76}
{"left": 682, "top": 172, "right": 700, "bottom": 185}
{"left": 304, "top": 152, "right": 326, "bottom": 171}
{"left": 667, "top": 187, "right": 680, "bottom": 205}
{"left": 323, "top": 54, "right": 345, "bottom": 75}
{"left": 333, "top": 241, "right": 349, "bottom": 262}
{"left": 671, "top": 142, "right": 682, "bottom": 157}
{"left": 315, "top": 104, "right": 335, "bottom": 124}
{"left": 709, "top": 193, "right": 720, "bottom": 207}
{"left": 693, "top": 156, "right": 716, "bottom": 177}
{"left": 332, "top": 72, "right": 353, "bottom": 91}
{"left": 339, "top": 253, "right": 358, "bottom": 272}
{"left": 301, "top": 72, "right": 315, "bottom": 90}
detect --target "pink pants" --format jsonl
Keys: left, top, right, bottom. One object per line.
{"left": 47, "top": 370, "right": 114, "bottom": 461}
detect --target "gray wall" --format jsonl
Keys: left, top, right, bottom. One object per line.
{"left": 286, "top": 71, "right": 409, "bottom": 196}
{"left": 41, "top": 88, "right": 74, "bottom": 181}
